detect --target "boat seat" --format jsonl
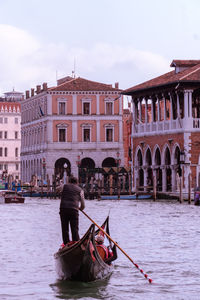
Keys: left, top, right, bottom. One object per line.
{"left": 96, "top": 245, "right": 108, "bottom": 261}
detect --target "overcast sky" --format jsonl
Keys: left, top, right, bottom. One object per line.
{"left": 0, "top": 0, "right": 200, "bottom": 99}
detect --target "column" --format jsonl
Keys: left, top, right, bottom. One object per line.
{"left": 169, "top": 93, "right": 173, "bottom": 129}
{"left": 132, "top": 99, "right": 136, "bottom": 133}
{"left": 72, "top": 95, "right": 77, "bottom": 115}
{"left": 139, "top": 100, "right": 142, "bottom": 123}
{"left": 144, "top": 167, "right": 148, "bottom": 191}
{"left": 72, "top": 120, "right": 77, "bottom": 142}
{"left": 46, "top": 121, "right": 52, "bottom": 143}
{"left": 162, "top": 167, "right": 166, "bottom": 192}
{"left": 119, "top": 95, "right": 123, "bottom": 115}
{"left": 184, "top": 90, "right": 189, "bottom": 119}
{"left": 119, "top": 120, "right": 123, "bottom": 143}
{"left": 151, "top": 98, "right": 154, "bottom": 123}
{"left": 96, "top": 95, "right": 100, "bottom": 115}
{"left": 163, "top": 96, "right": 166, "bottom": 121}
{"left": 176, "top": 92, "right": 180, "bottom": 117}
{"left": 188, "top": 90, "right": 193, "bottom": 118}
{"left": 157, "top": 97, "right": 160, "bottom": 122}
{"left": 96, "top": 120, "right": 100, "bottom": 142}
{"left": 171, "top": 166, "right": 176, "bottom": 192}
{"left": 47, "top": 94, "right": 52, "bottom": 115}
{"left": 145, "top": 99, "right": 148, "bottom": 123}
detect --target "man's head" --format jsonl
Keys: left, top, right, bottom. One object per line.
{"left": 69, "top": 176, "right": 78, "bottom": 184}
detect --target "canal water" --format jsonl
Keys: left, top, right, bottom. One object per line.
{"left": 1, "top": 197, "right": 200, "bottom": 300}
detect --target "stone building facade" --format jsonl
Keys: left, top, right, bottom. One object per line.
{"left": 123, "top": 60, "right": 200, "bottom": 193}
{"left": 0, "top": 90, "right": 23, "bottom": 180}
{"left": 20, "top": 76, "right": 124, "bottom": 183}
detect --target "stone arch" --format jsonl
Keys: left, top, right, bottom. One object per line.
{"left": 163, "top": 145, "right": 172, "bottom": 191}
{"left": 80, "top": 157, "right": 95, "bottom": 169}
{"left": 134, "top": 145, "right": 143, "bottom": 166}
{"left": 144, "top": 146, "right": 152, "bottom": 166}
{"left": 144, "top": 147, "right": 153, "bottom": 186}
{"left": 152, "top": 145, "right": 161, "bottom": 166}
{"left": 54, "top": 157, "right": 71, "bottom": 179}
{"left": 172, "top": 143, "right": 181, "bottom": 166}
{"left": 162, "top": 144, "right": 171, "bottom": 165}
{"left": 136, "top": 148, "right": 143, "bottom": 167}
{"left": 153, "top": 145, "right": 162, "bottom": 191}
{"left": 102, "top": 157, "right": 116, "bottom": 167}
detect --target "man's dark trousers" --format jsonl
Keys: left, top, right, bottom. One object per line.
{"left": 60, "top": 208, "right": 80, "bottom": 244}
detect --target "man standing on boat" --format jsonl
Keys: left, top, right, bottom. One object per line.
{"left": 59, "top": 176, "right": 85, "bottom": 245}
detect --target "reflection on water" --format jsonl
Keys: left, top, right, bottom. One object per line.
{"left": 50, "top": 277, "right": 110, "bottom": 299}
{"left": 1, "top": 198, "right": 200, "bottom": 299}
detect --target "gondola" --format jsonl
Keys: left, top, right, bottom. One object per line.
{"left": 54, "top": 216, "right": 117, "bottom": 282}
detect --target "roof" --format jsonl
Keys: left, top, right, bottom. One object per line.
{"left": 49, "top": 77, "right": 121, "bottom": 92}
{"left": 123, "top": 60, "right": 200, "bottom": 95}
{"left": 170, "top": 60, "right": 200, "bottom": 67}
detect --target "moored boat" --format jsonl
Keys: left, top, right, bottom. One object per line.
{"left": 0, "top": 190, "right": 25, "bottom": 204}
{"left": 54, "top": 216, "right": 117, "bottom": 282}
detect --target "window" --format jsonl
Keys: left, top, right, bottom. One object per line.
{"left": 16, "top": 164, "right": 19, "bottom": 171}
{"left": 0, "top": 148, "right": 2, "bottom": 156}
{"left": 4, "top": 131, "right": 7, "bottom": 139}
{"left": 15, "top": 131, "right": 18, "bottom": 139}
{"left": 59, "top": 129, "right": 66, "bottom": 142}
{"left": 4, "top": 164, "right": 8, "bottom": 170}
{"left": 4, "top": 117, "right": 7, "bottom": 124}
{"left": 59, "top": 102, "right": 66, "bottom": 115}
{"left": 0, "top": 131, "right": 2, "bottom": 139}
{"left": 83, "top": 102, "right": 90, "bottom": 115}
{"left": 15, "top": 148, "right": 18, "bottom": 157}
{"left": 15, "top": 118, "right": 18, "bottom": 124}
{"left": 106, "top": 128, "right": 113, "bottom": 142}
{"left": 0, "top": 164, "right": 2, "bottom": 170}
{"left": 4, "top": 147, "right": 7, "bottom": 157}
{"left": 106, "top": 102, "right": 113, "bottom": 115}
{"left": 0, "top": 117, "right": 2, "bottom": 123}
{"left": 83, "top": 128, "right": 90, "bottom": 142}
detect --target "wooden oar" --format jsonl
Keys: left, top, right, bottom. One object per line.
{"left": 80, "top": 209, "right": 153, "bottom": 284}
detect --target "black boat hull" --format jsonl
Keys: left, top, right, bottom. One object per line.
{"left": 54, "top": 217, "right": 115, "bottom": 282}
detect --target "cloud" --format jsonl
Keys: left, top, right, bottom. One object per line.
{"left": 0, "top": 24, "right": 170, "bottom": 95}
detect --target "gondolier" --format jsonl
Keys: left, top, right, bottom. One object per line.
{"left": 59, "top": 176, "right": 85, "bottom": 245}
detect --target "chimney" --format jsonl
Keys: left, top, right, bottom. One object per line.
{"left": 36, "top": 85, "right": 41, "bottom": 94}
{"left": 115, "top": 82, "right": 119, "bottom": 89}
{"left": 31, "top": 88, "right": 34, "bottom": 97}
{"left": 43, "top": 82, "right": 48, "bottom": 91}
{"left": 25, "top": 90, "right": 30, "bottom": 99}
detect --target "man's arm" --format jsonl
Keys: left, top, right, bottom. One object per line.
{"left": 79, "top": 190, "right": 85, "bottom": 210}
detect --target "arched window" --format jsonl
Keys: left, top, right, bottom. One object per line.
{"left": 15, "top": 148, "right": 18, "bottom": 157}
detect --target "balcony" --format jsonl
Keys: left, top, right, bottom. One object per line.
{"left": 133, "top": 118, "right": 200, "bottom": 136}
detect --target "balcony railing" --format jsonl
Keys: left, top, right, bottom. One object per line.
{"left": 133, "top": 117, "right": 200, "bottom": 135}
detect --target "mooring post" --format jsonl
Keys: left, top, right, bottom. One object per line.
{"left": 188, "top": 173, "right": 191, "bottom": 204}
{"left": 97, "top": 178, "right": 101, "bottom": 201}
{"left": 179, "top": 176, "right": 183, "bottom": 203}
{"left": 136, "top": 177, "right": 139, "bottom": 199}
{"left": 153, "top": 176, "right": 156, "bottom": 201}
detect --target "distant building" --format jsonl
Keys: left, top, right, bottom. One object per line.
{"left": 123, "top": 107, "right": 132, "bottom": 167}
{"left": 0, "top": 90, "right": 23, "bottom": 180}
{"left": 123, "top": 60, "right": 200, "bottom": 192}
{"left": 20, "top": 77, "right": 124, "bottom": 183}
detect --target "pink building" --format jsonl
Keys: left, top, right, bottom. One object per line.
{"left": 123, "top": 60, "right": 200, "bottom": 193}
{"left": 21, "top": 76, "right": 124, "bottom": 183}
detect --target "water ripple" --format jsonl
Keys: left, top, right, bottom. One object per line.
{"left": 1, "top": 198, "right": 200, "bottom": 299}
